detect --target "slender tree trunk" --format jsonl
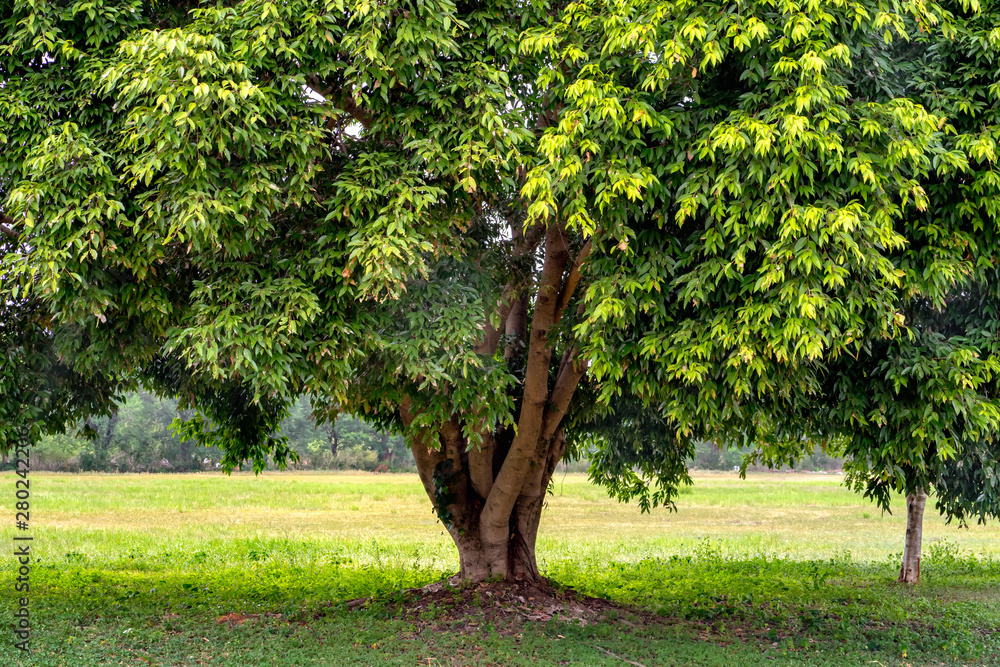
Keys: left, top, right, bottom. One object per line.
{"left": 898, "top": 489, "right": 927, "bottom": 584}
{"left": 329, "top": 427, "right": 339, "bottom": 457}
{"left": 179, "top": 437, "right": 193, "bottom": 471}
{"left": 103, "top": 413, "right": 119, "bottom": 471}
{"left": 103, "top": 413, "right": 117, "bottom": 451}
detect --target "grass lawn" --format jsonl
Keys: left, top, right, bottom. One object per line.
{"left": 2, "top": 471, "right": 999, "bottom": 666}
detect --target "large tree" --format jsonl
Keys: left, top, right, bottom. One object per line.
{"left": 3, "top": 0, "right": 997, "bottom": 582}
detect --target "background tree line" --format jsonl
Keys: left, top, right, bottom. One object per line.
{"left": 2, "top": 391, "right": 413, "bottom": 473}
{"left": 3, "top": 388, "right": 841, "bottom": 474}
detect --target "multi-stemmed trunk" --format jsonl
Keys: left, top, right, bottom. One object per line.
{"left": 898, "top": 489, "right": 927, "bottom": 584}
{"left": 399, "top": 221, "right": 590, "bottom": 583}
{"left": 401, "top": 420, "right": 567, "bottom": 582}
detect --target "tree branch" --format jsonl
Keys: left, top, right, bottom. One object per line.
{"left": 399, "top": 397, "right": 444, "bottom": 502}
{"left": 521, "top": 219, "right": 545, "bottom": 252}
{"left": 504, "top": 293, "right": 528, "bottom": 360}
{"left": 542, "top": 345, "right": 587, "bottom": 442}
{"left": 438, "top": 416, "right": 472, "bottom": 526}
{"left": 475, "top": 287, "right": 515, "bottom": 356}
{"left": 0, "top": 214, "right": 19, "bottom": 241}
{"left": 306, "top": 76, "right": 374, "bottom": 131}
{"left": 476, "top": 214, "right": 546, "bottom": 358}
{"left": 542, "top": 237, "right": 595, "bottom": 441}
{"left": 481, "top": 220, "right": 570, "bottom": 539}
{"left": 554, "top": 240, "right": 592, "bottom": 326}
{"left": 439, "top": 416, "right": 464, "bottom": 473}
{"left": 501, "top": 216, "right": 544, "bottom": 359}
{"left": 339, "top": 96, "right": 374, "bottom": 131}
{"left": 466, "top": 429, "right": 495, "bottom": 500}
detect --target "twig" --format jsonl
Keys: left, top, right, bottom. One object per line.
{"left": 583, "top": 642, "right": 647, "bottom": 667}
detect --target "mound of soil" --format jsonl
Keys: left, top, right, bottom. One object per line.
{"left": 340, "top": 578, "right": 650, "bottom": 631}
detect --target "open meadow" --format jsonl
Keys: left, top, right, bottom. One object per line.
{"left": 2, "top": 471, "right": 999, "bottom": 666}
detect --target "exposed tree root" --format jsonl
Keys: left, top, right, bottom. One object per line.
{"left": 337, "top": 578, "right": 643, "bottom": 630}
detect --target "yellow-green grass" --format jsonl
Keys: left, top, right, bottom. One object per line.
{"left": 6, "top": 470, "right": 1000, "bottom": 570}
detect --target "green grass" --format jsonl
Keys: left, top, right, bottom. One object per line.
{"left": 2, "top": 471, "right": 999, "bottom": 666}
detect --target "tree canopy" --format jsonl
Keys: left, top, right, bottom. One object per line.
{"left": 3, "top": 0, "right": 999, "bottom": 581}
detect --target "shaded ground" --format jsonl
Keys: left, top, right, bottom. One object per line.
{"left": 338, "top": 579, "right": 625, "bottom": 628}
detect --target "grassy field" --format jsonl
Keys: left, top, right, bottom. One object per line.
{"left": 2, "top": 471, "right": 999, "bottom": 666}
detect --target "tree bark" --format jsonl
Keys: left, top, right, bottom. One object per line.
{"left": 898, "top": 489, "right": 927, "bottom": 584}
{"left": 103, "top": 413, "right": 118, "bottom": 452}
{"left": 449, "top": 491, "right": 546, "bottom": 583}
{"left": 396, "top": 219, "right": 590, "bottom": 584}
{"left": 1, "top": 213, "right": 19, "bottom": 241}
{"left": 410, "top": 434, "right": 557, "bottom": 583}
{"left": 328, "top": 426, "right": 339, "bottom": 457}
{"left": 399, "top": 383, "right": 569, "bottom": 583}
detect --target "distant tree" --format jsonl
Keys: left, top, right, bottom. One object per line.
{"left": 3, "top": 0, "right": 999, "bottom": 584}
{"left": 279, "top": 397, "right": 329, "bottom": 463}
{"left": 741, "top": 286, "right": 1000, "bottom": 583}
{"left": 278, "top": 398, "right": 410, "bottom": 469}
{"left": 328, "top": 426, "right": 339, "bottom": 459}
{"left": 839, "top": 289, "right": 1000, "bottom": 584}
{"left": 740, "top": 3, "right": 1000, "bottom": 584}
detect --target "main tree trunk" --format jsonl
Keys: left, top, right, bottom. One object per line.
{"left": 448, "top": 493, "right": 545, "bottom": 582}
{"left": 898, "top": 489, "right": 927, "bottom": 584}
{"left": 397, "top": 221, "right": 589, "bottom": 583}
{"left": 402, "top": 420, "right": 564, "bottom": 583}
